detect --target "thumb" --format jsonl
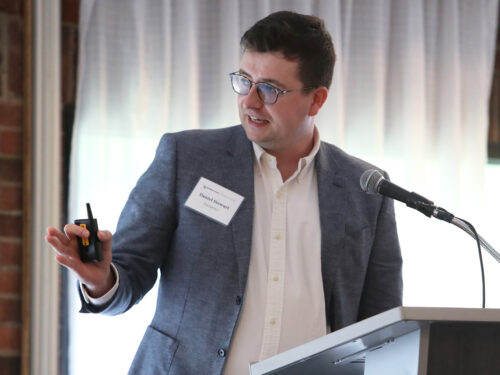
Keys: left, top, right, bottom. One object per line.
{"left": 97, "top": 230, "right": 113, "bottom": 262}
{"left": 97, "top": 229, "right": 112, "bottom": 243}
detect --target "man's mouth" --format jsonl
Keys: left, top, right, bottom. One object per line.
{"left": 248, "top": 115, "right": 269, "bottom": 126}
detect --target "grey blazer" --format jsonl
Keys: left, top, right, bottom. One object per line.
{"left": 80, "top": 125, "right": 403, "bottom": 375}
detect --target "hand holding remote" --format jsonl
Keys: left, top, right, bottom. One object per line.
{"left": 45, "top": 204, "right": 115, "bottom": 298}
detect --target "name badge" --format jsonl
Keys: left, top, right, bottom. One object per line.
{"left": 185, "top": 177, "right": 245, "bottom": 226}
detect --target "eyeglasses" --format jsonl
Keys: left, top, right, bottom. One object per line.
{"left": 229, "top": 72, "right": 313, "bottom": 104}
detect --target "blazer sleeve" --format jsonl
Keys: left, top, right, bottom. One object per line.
{"left": 80, "top": 133, "right": 178, "bottom": 315}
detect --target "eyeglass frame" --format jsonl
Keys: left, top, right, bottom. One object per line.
{"left": 229, "top": 72, "right": 315, "bottom": 104}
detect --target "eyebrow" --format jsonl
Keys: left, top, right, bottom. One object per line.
{"left": 238, "top": 69, "right": 287, "bottom": 89}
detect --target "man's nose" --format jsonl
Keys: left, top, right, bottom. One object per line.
{"left": 242, "top": 85, "right": 263, "bottom": 108}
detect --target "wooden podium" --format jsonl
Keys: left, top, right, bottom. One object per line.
{"left": 249, "top": 307, "right": 500, "bottom": 375}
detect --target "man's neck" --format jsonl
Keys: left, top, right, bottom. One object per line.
{"left": 266, "top": 133, "right": 316, "bottom": 182}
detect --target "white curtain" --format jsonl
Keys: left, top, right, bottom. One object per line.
{"left": 69, "top": 1, "right": 500, "bottom": 374}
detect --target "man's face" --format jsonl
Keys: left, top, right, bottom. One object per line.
{"left": 237, "top": 50, "right": 320, "bottom": 156}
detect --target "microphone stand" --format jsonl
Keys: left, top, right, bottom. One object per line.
{"left": 429, "top": 204, "right": 500, "bottom": 264}
{"left": 450, "top": 216, "right": 500, "bottom": 264}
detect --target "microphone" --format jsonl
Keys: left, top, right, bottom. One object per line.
{"left": 360, "top": 169, "right": 437, "bottom": 217}
{"left": 360, "top": 169, "right": 500, "bottom": 308}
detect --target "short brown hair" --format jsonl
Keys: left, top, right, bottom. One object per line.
{"left": 240, "top": 11, "right": 336, "bottom": 90}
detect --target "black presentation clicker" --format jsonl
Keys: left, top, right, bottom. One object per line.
{"left": 74, "top": 203, "right": 103, "bottom": 262}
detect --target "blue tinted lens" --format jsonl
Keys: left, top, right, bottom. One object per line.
{"left": 256, "top": 83, "right": 278, "bottom": 104}
{"left": 230, "top": 74, "right": 279, "bottom": 104}
{"left": 232, "top": 75, "right": 251, "bottom": 94}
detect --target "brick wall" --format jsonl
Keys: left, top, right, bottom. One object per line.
{"left": 0, "top": 0, "right": 24, "bottom": 373}
{"left": 0, "top": 0, "right": 79, "bottom": 374}
{"left": 62, "top": 0, "right": 79, "bottom": 107}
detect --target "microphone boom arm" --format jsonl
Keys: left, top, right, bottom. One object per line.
{"left": 427, "top": 204, "right": 500, "bottom": 264}
{"left": 449, "top": 216, "right": 500, "bottom": 264}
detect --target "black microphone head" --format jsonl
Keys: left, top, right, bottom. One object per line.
{"left": 360, "top": 169, "right": 384, "bottom": 194}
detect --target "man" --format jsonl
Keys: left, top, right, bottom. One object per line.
{"left": 46, "top": 11, "right": 402, "bottom": 375}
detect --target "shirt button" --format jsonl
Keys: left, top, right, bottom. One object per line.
{"left": 275, "top": 233, "right": 281, "bottom": 240}
{"left": 218, "top": 348, "right": 226, "bottom": 358}
{"left": 270, "top": 318, "right": 276, "bottom": 325}
{"left": 276, "top": 192, "right": 282, "bottom": 199}
{"left": 235, "top": 295, "right": 242, "bottom": 305}
{"left": 273, "top": 275, "right": 279, "bottom": 282}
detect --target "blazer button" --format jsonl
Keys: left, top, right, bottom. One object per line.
{"left": 218, "top": 348, "right": 226, "bottom": 358}
{"left": 235, "top": 296, "right": 242, "bottom": 305}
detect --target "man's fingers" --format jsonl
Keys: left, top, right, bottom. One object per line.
{"left": 46, "top": 226, "right": 71, "bottom": 246}
{"left": 45, "top": 234, "right": 64, "bottom": 254}
{"left": 64, "top": 223, "right": 89, "bottom": 240}
{"left": 55, "top": 254, "right": 77, "bottom": 270}
{"left": 97, "top": 230, "right": 112, "bottom": 242}
{"left": 46, "top": 225, "right": 88, "bottom": 250}
{"left": 45, "top": 234, "right": 72, "bottom": 255}
{"left": 45, "top": 230, "right": 79, "bottom": 258}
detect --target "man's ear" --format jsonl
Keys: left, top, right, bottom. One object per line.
{"left": 308, "top": 87, "right": 329, "bottom": 116}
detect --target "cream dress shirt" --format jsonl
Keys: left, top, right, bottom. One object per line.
{"left": 222, "top": 127, "right": 327, "bottom": 374}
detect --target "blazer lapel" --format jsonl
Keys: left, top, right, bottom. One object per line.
{"left": 220, "top": 126, "right": 255, "bottom": 294}
{"left": 316, "top": 142, "right": 347, "bottom": 315}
